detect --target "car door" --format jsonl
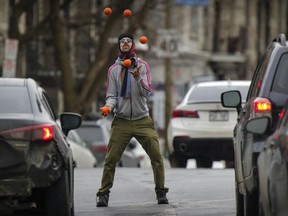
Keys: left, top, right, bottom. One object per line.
{"left": 234, "top": 50, "right": 270, "bottom": 188}
{"left": 240, "top": 47, "right": 274, "bottom": 191}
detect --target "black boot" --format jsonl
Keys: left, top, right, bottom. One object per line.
{"left": 96, "top": 192, "right": 109, "bottom": 207}
{"left": 155, "top": 188, "right": 169, "bottom": 204}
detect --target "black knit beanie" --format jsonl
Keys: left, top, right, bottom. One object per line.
{"left": 118, "top": 33, "right": 134, "bottom": 43}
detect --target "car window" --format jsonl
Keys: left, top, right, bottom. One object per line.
{"left": 40, "top": 91, "right": 57, "bottom": 120}
{"left": 271, "top": 53, "right": 288, "bottom": 95}
{"left": 187, "top": 85, "right": 249, "bottom": 103}
{"left": 0, "top": 86, "right": 32, "bottom": 113}
{"left": 76, "top": 126, "right": 105, "bottom": 144}
{"left": 248, "top": 47, "right": 273, "bottom": 98}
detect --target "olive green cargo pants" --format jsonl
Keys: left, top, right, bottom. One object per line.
{"left": 97, "top": 116, "right": 168, "bottom": 194}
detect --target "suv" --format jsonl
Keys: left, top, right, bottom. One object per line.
{"left": 167, "top": 80, "right": 250, "bottom": 168}
{"left": 0, "top": 78, "right": 81, "bottom": 215}
{"left": 221, "top": 33, "right": 288, "bottom": 215}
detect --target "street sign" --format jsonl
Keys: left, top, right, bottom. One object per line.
{"left": 2, "top": 59, "right": 17, "bottom": 77}
{"left": 2, "top": 39, "right": 18, "bottom": 77}
{"left": 4, "top": 39, "right": 18, "bottom": 59}
{"left": 154, "top": 29, "right": 179, "bottom": 58}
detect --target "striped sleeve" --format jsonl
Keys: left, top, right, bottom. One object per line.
{"left": 139, "top": 59, "right": 152, "bottom": 93}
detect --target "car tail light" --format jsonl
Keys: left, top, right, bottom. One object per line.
{"left": 279, "top": 110, "right": 285, "bottom": 120}
{"left": 172, "top": 110, "right": 199, "bottom": 118}
{"left": 91, "top": 145, "right": 108, "bottom": 152}
{"left": 0, "top": 124, "right": 55, "bottom": 141}
{"left": 32, "top": 125, "right": 55, "bottom": 141}
{"left": 253, "top": 98, "right": 272, "bottom": 118}
{"left": 254, "top": 98, "right": 272, "bottom": 112}
{"left": 175, "top": 135, "right": 190, "bottom": 139}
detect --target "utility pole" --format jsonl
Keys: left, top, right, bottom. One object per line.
{"left": 164, "top": 0, "right": 172, "bottom": 157}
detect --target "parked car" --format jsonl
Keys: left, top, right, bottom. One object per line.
{"left": 75, "top": 120, "right": 110, "bottom": 166}
{"left": 221, "top": 33, "right": 288, "bottom": 215}
{"left": 67, "top": 130, "right": 97, "bottom": 168}
{"left": 245, "top": 110, "right": 288, "bottom": 216}
{"left": 119, "top": 137, "right": 151, "bottom": 168}
{"left": 76, "top": 119, "right": 150, "bottom": 168}
{"left": 0, "top": 78, "right": 81, "bottom": 216}
{"left": 167, "top": 80, "right": 250, "bottom": 168}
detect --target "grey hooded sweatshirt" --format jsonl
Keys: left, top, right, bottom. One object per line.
{"left": 105, "top": 58, "right": 152, "bottom": 120}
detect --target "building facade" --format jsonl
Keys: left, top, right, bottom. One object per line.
{"left": 0, "top": 0, "right": 287, "bottom": 123}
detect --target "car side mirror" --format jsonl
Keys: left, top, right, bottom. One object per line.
{"left": 245, "top": 117, "right": 270, "bottom": 134}
{"left": 60, "top": 112, "right": 82, "bottom": 136}
{"left": 221, "top": 90, "right": 242, "bottom": 115}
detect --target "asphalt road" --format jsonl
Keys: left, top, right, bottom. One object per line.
{"left": 74, "top": 166, "right": 236, "bottom": 216}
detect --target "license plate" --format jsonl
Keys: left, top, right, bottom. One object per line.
{"left": 209, "top": 111, "right": 228, "bottom": 121}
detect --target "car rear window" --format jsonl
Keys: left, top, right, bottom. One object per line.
{"left": 76, "top": 126, "right": 105, "bottom": 145}
{"left": 0, "top": 87, "right": 32, "bottom": 113}
{"left": 272, "top": 53, "right": 288, "bottom": 95}
{"left": 187, "top": 85, "right": 249, "bottom": 103}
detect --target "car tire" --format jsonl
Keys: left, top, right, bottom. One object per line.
{"left": 235, "top": 182, "right": 244, "bottom": 216}
{"left": 169, "top": 152, "right": 187, "bottom": 168}
{"left": 196, "top": 157, "right": 213, "bottom": 168}
{"left": 45, "top": 170, "right": 73, "bottom": 216}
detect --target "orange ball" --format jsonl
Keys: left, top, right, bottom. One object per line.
{"left": 122, "top": 59, "right": 132, "bottom": 67}
{"left": 139, "top": 36, "right": 148, "bottom": 44}
{"left": 123, "top": 9, "right": 132, "bottom": 17}
{"left": 101, "top": 107, "right": 110, "bottom": 115}
{"left": 104, "top": 7, "right": 112, "bottom": 15}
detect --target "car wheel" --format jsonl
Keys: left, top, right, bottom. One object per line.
{"left": 235, "top": 182, "right": 244, "bottom": 216}
{"left": 196, "top": 157, "right": 213, "bottom": 168}
{"left": 45, "top": 170, "right": 73, "bottom": 216}
{"left": 244, "top": 187, "right": 258, "bottom": 216}
{"left": 169, "top": 152, "right": 187, "bottom": 168}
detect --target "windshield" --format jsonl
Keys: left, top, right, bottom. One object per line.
{"left": 187, "top": 85, "right": 249, "bottom": 103}
{"left": 272, "top": 53, "right": 288, "bottom": 94}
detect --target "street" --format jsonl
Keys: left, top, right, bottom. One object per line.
{"left": 75, "top": 166, "right": 236, "bottom": 216}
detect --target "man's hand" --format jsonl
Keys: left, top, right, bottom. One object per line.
{"left": 100, "top": 106, "right": 111, "bottom": 117}
{"left": 129, "top": 65, "right": 142, "bottom": 78}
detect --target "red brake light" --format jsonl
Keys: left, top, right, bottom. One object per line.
{"left": 279, "top": 110, "right": 285, "bottom": 120}
{"left": 172, "top": 110, "right": 199, "bottom": 118}
{"left": 254, "top": 98, "right": 271, "bottom": 112}
{"left": 41, "top": 126, "right": 54, "bottom": 141}
{"left": 91, "top": 145, "right": 108, "bottom": 152}
{"left": 0, "top": 124, "right": 55, "bottom": 141}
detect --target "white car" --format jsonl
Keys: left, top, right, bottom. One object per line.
{"left": 119, "top": 138, "right": 151, "bottom": 168}
{"left": 67, "top": 130, "right": 97, "bottom": 168}
{"left": 167, "top": 80, "right": 251, "bottom": 168}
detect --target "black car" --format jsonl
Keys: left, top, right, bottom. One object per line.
{"left": 245, "top": 106, "right": 288, "bottom": 216}
{"left": 0, "top": 78, "right": 81, "bottom": 216}
{"left": 221, "top": 33, "right": 288, "bottom": 216}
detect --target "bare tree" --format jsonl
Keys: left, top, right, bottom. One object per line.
{"left": 8, "top": 0, "right": 157, "bottom": 117}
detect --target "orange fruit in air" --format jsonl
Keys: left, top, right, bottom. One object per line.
{"left": 101, "top": 107, "right": 110, "bottom": 115}
{"left": 122, "top": 59, "right": 132, "bottom": 67}
{"left": 104, "top": 7, "right": 112, "bottom": 15}
{"left": 139, "top": 36, "right": 148, "bottom": 44}
{"left": 123, "top": 9, "right": 132, "bottom": 17}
